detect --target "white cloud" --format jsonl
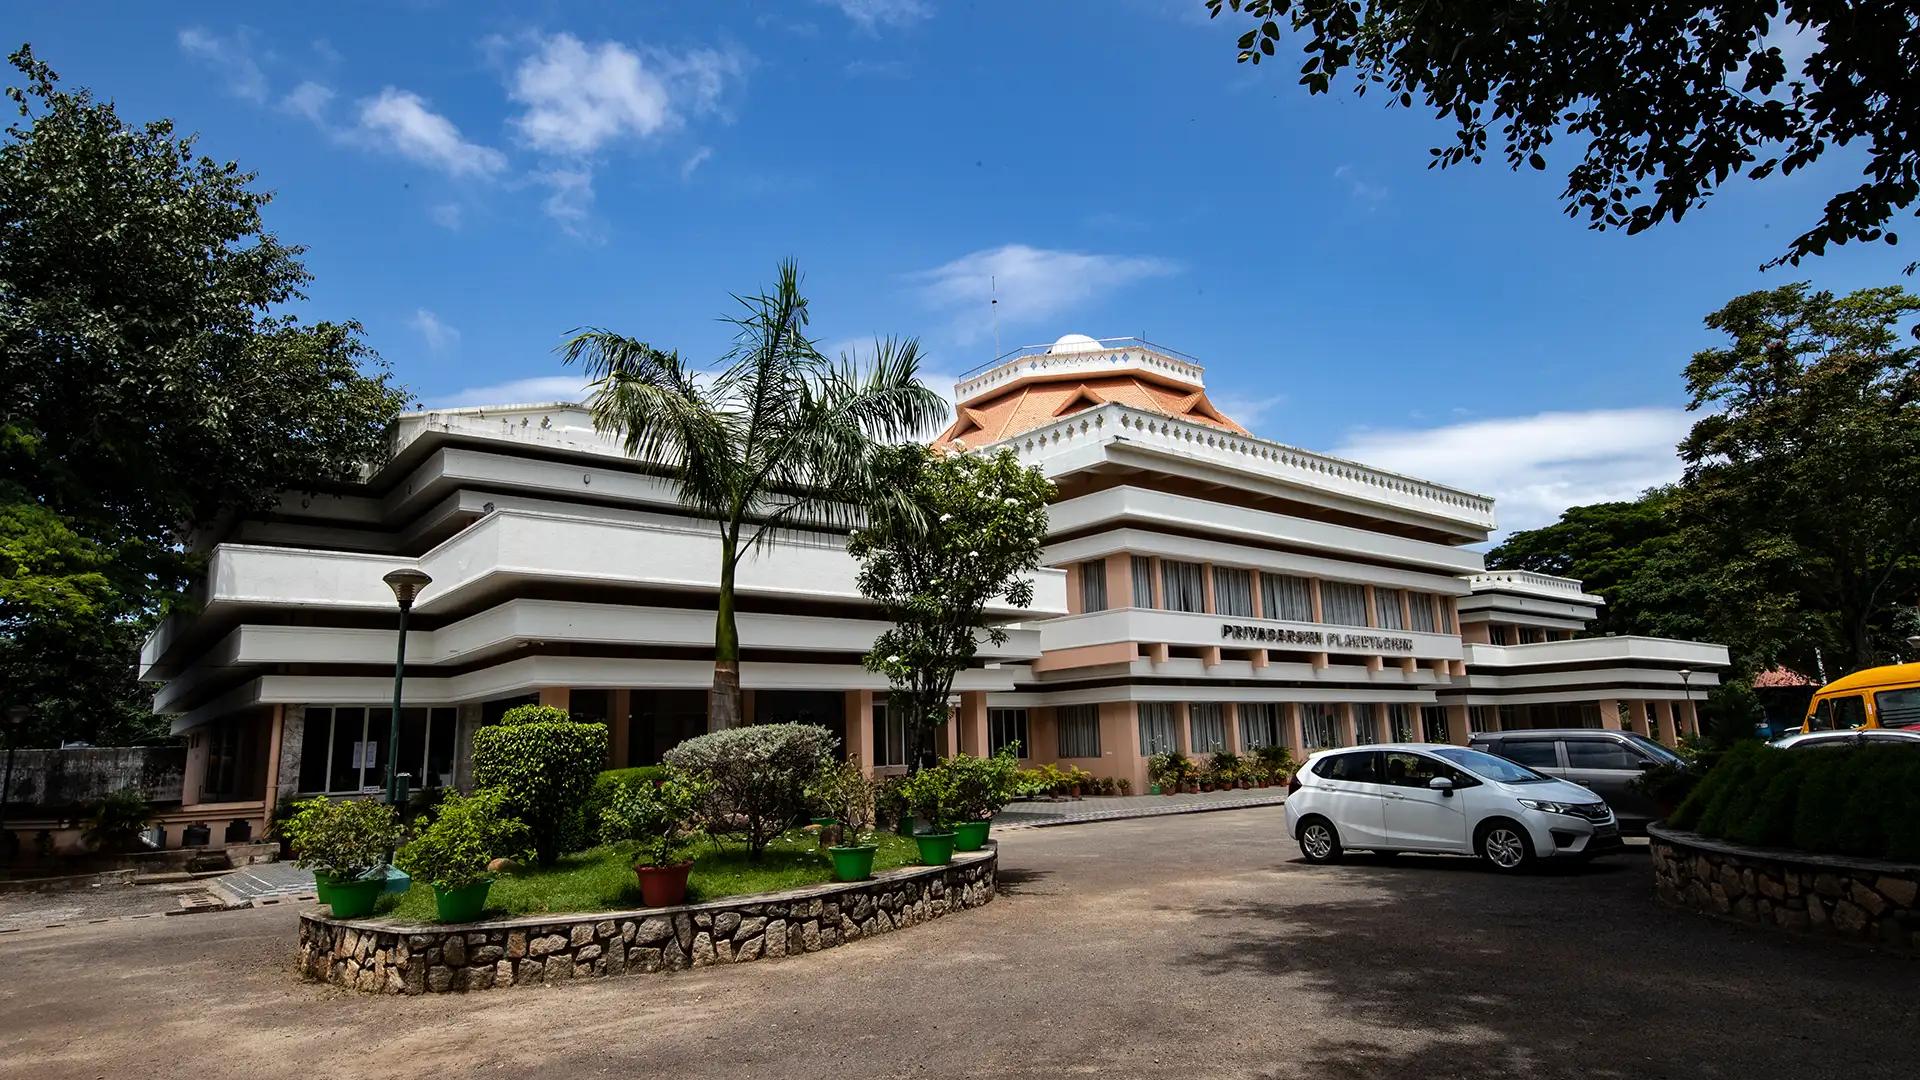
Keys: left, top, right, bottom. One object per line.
{"left": 537, "top": 168, "right": 597, "bottom": 236}
{"left": 1209, "top": 390, "right": 1288, "bottom": 432}
{"left": 356, "top": 88, "right": 506, "bottom": 177}
{"left": 680, "top": 146, "right": 714, "bottom": 181}
{"left": 178, "top": 27, "right": 269, "bottom": 103}
{"left": 822, "top": 0, "right": 932, "bottom": 31}
{"left": 911, "top": 244, "right": 1178, "bottom": 345}
{"left": 1331, "top": 406, "right": 1693, "bottom": 536}
{"left": 505, "top": 33, "right": 743, "bottom": 156}
{"left": 280, "top": 80, "right": 334, "bottom": 125}
{"left": 409, "top": 309, "right": 459, "bottom": 353}
{"left": 1334, "top": 164, "right": 1389, "bottom": 205}
{"left": 429, "top": 203, "right": 463, "bottom": 230}
{"left": 429, "top": 374, "right": 593, "bottom": 409}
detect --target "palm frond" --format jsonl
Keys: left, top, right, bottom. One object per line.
{"left": 560, "top": 328, "right": 734, "bottom": 518}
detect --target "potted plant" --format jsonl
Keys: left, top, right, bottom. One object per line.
{"left": 395, "top": 787, "right": 530, "bottom": 923}
{"left": 1117, "top": 777, "right": 1132, "bottom": 795}
{"left": 1255, "top": 745, "right": 1298, "bottom": 788}
{"left": 810, "top": 756, "right": 881, "bottom": 881}
{"left": 280, "top": 797, "right": 402, "bottom": 919}
{"left": 875, "top": 775, "right": 913, "bottom": 836}
{"left": 600, "top": 770, "right": 702, "bottom": 907}
{"left": 896, "top": 765, "right": 959, "bottom": 866}
{"left": 1210, "top": 751, "right": 1243, "bottom": 791}
{"left": 948, "top": 748, "right": 1020, "bottom": 851}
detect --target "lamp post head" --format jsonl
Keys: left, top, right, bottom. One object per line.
{"left": 382, "top": 568, "right": 433, "bottom": 611}
{"left": 3, "top": 704, "right": 27, "bottom": 729}
{"left": 1677, "top": 668, "right": 1692, "bottom": 680}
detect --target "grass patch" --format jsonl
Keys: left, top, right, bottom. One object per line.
{"left": 379, "top": 827, "right": 924, "bottom": 923}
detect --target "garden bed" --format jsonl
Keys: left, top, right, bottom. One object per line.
{"left": 299, "top": 848, "right": 996, "bottom": 994}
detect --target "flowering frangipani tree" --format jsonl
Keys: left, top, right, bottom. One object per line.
{"left": 848, "top": 445, "right": 1052, "bottom": 770}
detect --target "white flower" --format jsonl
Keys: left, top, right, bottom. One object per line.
{"left": 939, "top": 513, "right": 953, "bottom": 522}
{"left": 887, "top": 654, "right": 902, "bottom": 664}
{"left": 967, "top": 550, "right": 979, "bottom": 558}
{"left": 1003, "top": 497, "right": 1019, "bottom": 505}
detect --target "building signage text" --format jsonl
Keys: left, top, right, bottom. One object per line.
{"left": 1220, "top": 622, "right": 1415, "bottom": 654}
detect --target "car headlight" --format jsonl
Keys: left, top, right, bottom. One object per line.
{"left": 1518, "top": 799, "right": 1581, "bottom": 815}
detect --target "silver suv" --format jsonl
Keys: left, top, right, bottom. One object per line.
{"left": 1467, "top": 729, "right": 1685, "bottom": 835}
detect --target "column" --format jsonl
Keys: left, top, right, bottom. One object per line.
{"left": 1286, "top": 703, "right": 1306, "bottom": 752}
{"left": 1445, "top": 703, "right": 1471, "bottom": 746}
{"left": 740, "top": 689, "right": 756, "bottom": 726}
{"left": 957, "top": 691, "right": 988, "bottom": 757}
{"left": 1148, "top": 556, "right": 1164, "bottom": 608}
{"left": 843, "top": 689, "right": 875, "bottom": 771}
{"left": 1627, "top": 700, "right": 1650, "bottom": 737}
{"left": 1201, "top": 562, "right": 1217, "bottom": 613}
{"left": 1174, "top": 702, "right": 1192, "bottom": 755}
{"left": 1063, "top": 561, "right": 1082, "bottom": 614}
{"left": 1338, "top": 702, "right": 1359, "bottom": 746}
{"left": 1249, "top": 571, "right": 1265, "bottom": 618}
{"left": 1399, "top": 590, "right": 1414, "bottom": 629}
{"left": 610, "top": 689, "right": 632, "bottom": 767}
{"left": 1103, "top": 701, "right": 1145, "bottom": 793}
{"left": 260, "top": 705, "right": 285, "bottom": 836}
{"left": 1308, "top": 580, "right": 1329, "bottom": 670}
{"left": 538, "top": 686, "right": 571, "bottom": 711}
{"left": 1653, "top": 700, "right": 1677, "bottom": 745}
{"left": 274, "top": 705, "right": 306, "bottom": 806}
{"left": 1679, "top": 699, "right": 1699, "bottom": 739}
{"left": 181, "top": 728, "right": 207, "bottom": 807}
{"left": 1224, "top": 703, "right": 1245, "bottom": 756}
{"left": 1363, "top": 584, "right": 1379, "bottom": 627}
{"left": 1597, "top": 698, "right": 1623, "bottom": 731}
{"left": 1105, "top": 553, "right": 1132, "bottom": 609}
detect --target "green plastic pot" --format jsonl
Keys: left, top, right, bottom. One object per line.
{"left": 952, "top": 819, "right": 990, "bottom": 852}
{"left": 432, "top": 880, "right": 492, "bottom": 923}
{"left": 914, "top": 831, "right": 956, "bottom": 867}
{"left": 311, "top": 872, "right": 339, "bottom": 907}
{"left": 811, "top": 816, "right": 838, "bottom": 829}
{"left": 828, "top": 844, "right": 878, "bottom": 882}
{"left": 324, "top": 876, "right": 384, "bottom": 919}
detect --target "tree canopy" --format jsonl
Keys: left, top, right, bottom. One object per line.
{"left": 1, "top": 46, "right": 410, "bottom": 744}
{"left": 1206, "top": 2, "right": 1920, "bottom": 270}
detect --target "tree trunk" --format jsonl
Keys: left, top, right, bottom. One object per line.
{"left": 710, "top": 541, "right": 744, "bottom": 730}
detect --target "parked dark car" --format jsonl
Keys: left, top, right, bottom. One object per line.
{"left": 1467, "top": 729, "right": 1685, "bottom": 835}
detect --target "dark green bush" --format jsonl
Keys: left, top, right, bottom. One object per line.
{"left": 470, "top": 704, "right": 608, "bottom": 865}
{"left": 580, "top": 766, "right": 670, "bottom": 842}
{"left": 1672, "top": 741, "right": 1920, "bottom": 862}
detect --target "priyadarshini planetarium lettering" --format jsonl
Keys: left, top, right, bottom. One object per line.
{"left": 1220, "top": 623, "right": 1416, "bottom": 654}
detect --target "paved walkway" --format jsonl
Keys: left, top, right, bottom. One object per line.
{"left": 993, "top": 788, "right": 1286, "bottom": 828}
{"left": 214, "top": 861, "right": 316, "bottom": 904}
{"left": 3, "top": 806, "right": 1911, "bottom": 1079}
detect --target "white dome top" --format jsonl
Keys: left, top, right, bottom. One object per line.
{"left": 1046, "top": 333, "right": 1104, "bottom": 355}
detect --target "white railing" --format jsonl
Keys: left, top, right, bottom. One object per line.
{"left": 953, "top": 342, "right": 1207, "bottom": 403}
{"left": 992, "top": 403, "right": 1497, "bottom": 528}
{"left": 1468, "top": 570, "right": 1590, "bottom": 597}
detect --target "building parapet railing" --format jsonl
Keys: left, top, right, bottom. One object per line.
{"left": 953, "top": 339, "right": 1207, "bottom": 403}
{"left": 990, "top": 402, "right": 1498, "bottom": 529}
{"left": 1465, "top": 636, "right": 1731, "bottom": 667}
{"left": 1468, "top": 570, "right": 1589, "bottom": 597}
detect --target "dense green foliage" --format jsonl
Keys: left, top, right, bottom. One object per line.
{"left": 469, "top": 705, "right": 608, "bottom": 866}
{"left": 563, "top": 261, "right": 945, "bottom": 729}
{"left": 579, "top": 766, "right": 670, "bottom": 842}
{"left": 1669, "top": 742, "right": 1920, "bottom": 861}
{"left": 807, "top": 756, "right": 880, "bottom": 844}
{"left": 279, "top": 797, "right": 403, "bottom": 881}
{"left": 0, "top": 48, "right": 408, "bottom": 745}
{"left": 598, "top": 770, "right": 702, "bottom": 867}
{"left": 395, "top": 788, "right": 531, "bottom": 892}
{"left": 662, "top": 722, "right": 838, "bottom": 858}
{"left": 1207, "top": 2, "right": 1920, "bottom": 270}
{"left": 379, "top": 828, "right": 922, "bottom": 921}
{"left": 849, "top": 445, "right": 1052, "bottom": 766}
{"left": 936, "top": 748, "right": 1024, "bottom": 821}
{"left": 895, "top": 763, "right": 960, "bottom": 831}
{"left": 80, "top": 789, "right": 150, "bottom": 852}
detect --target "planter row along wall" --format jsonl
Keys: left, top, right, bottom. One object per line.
{"left": 1649, "top": 825, "right": 1920, "bottom": 955}
{"left": 298, "top": 850, "right": 996, "bottom": 995}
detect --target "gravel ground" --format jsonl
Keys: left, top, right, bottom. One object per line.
{"left": 0, "top": 806, "right": 1910, "bottom": 1080}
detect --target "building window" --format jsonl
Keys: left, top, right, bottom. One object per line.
{"left": 1137, "top": 703, "right": 1179, "bottom": 755}
{"left": 1057, "top": 704, "right": 1101, "bottom": 759}
{"left": 297, "top": 705, "right": 457, "bottom": 796}
{"left": 1353, "top": 706, "right": 1381, "bottom": 745}
{"left": 1438, "top": 598, "right": 1455, "bottom": 634}
{"left": 1161, "top": 560, "right": 1206, "bottom": 612}
{"left": 1301, "top": 704, "right": 1340, "bottom": 749}
{"left": 1420, "top": 705, "right": 1451, "bottom": 743}
{"left": 1240, "top": 702, "right": 1285, "bottom": 750}
{"left": 1188, "top": 703, "right": 1226, "bottom": 753}
{"left": 1374, "top": 588, "right": 1407, "bottom": 630}
{"left": 1321, "top": 581, "right": 1368, "bottom": 626}
{"left": 989, "top": 708, "right": 1029, "bottom": 758}
{"left": 1131, "top": 556, "right": 1155, "bottom": 608}
{"left": 1078, "top": 560, "right": 1108, "bottom": 613}
{"left": 1387, "top": 703, "right": 1415, "bottom": 742}
{"left": 1487, "top": 624, "right": 1511, "bottom": 646}
{"left": 873, "top": 701, "right": 908, "bottom": 768}
{"left": 1212, "top": 566, "right": 1254, "bottom": 616}
{"left": 1469, "top": 705, "right": 1498, "bottom": 733}
{"left": 1408, "top": 593, "right": 1439, "bottom": 633}
{"left": 1261, "top": 574, "right": 1314, "bottom": 622}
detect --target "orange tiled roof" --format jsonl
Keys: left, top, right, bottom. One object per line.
{"left": 935, "top": 372, "right": 1248, "bottom": 448}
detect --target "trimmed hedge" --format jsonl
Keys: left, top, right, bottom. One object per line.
{"left": 580, "top": 766, "right": 671, "bottom": 843}
{"left": 1669, "top": 741, "right": 1920, "bottom": 861}
{"left": 471, "top": 705, "right": 608, "bottom": 866}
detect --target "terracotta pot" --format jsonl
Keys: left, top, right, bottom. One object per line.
{"left": 634, "top": 861, "right": 693, "bottom": 908}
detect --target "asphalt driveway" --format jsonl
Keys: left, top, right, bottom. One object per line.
{"left": 0, "top": 806, "right": 1909, "bottom": 1079}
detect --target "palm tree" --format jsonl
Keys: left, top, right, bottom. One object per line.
{"left": 562, "top": 260, "right": 947, "bottom": 730}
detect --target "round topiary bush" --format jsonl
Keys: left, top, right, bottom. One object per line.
{"left": 663, "top": 723, "right": 837, "bottom": 859}
{"left": 470, "top": 704, "right": 607, "bottom": 865}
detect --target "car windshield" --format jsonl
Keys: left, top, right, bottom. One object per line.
{"left": 1623, "top": 733, "right": 1684, "bottom": 766}
{"left": 1431, "top": 746, "right": 1553, "bottom": 783}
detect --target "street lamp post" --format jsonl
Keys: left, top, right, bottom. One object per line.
{"left": 1677, "top": 668, "right": 1694, "bottom": 740}
{"left": 1, "top": 704, "right": 28, "bottom": 859}
{"left": 381, "top": 569, "right": 433, "bottom": 807}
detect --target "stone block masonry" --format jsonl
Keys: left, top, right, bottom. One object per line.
{"left": 1650, "top": 826, "right": 1920, "bottom": 955}
{"left": 297, "top": 850, "right": 996, "bottom": 995}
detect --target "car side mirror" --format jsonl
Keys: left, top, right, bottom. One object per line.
{"left": 1428, "top": 776, "right": 1454, "bottom": 797}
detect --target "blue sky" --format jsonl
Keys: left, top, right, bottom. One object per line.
{"left": 12, "top": 2, "right": 1908, "bottom": 533}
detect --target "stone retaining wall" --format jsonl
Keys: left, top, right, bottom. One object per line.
{"left": 1649, "top": 825, "right": 1919, "bottom": 954}
{"left": 298, "top": 850, "right": 995, "bottom": 995}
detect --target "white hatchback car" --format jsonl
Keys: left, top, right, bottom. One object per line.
{"left": 1285, "top": 743, "right": 1623, "bottom": 871}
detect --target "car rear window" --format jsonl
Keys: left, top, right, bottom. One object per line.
{"left": 1312, "top": 751, "right": 1380, "bottom": 783}
{"left": 1563, "top": 739, "right": 1642, "bottom": 771}
{"left": 1495, "top": 739, "right": 1560, "bottom": 769}
{"left": 1875, "top": 688, "right": 1920, "bottom": 729}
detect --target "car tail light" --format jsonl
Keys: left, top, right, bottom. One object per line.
{"left": 1286, "top": 773, "right": 1301, "bottom": 795}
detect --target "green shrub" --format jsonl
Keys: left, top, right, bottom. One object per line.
{"left": 81, "top": 789, "right": 150, "bottom": 853}
{"left": 599, "top": 770, "right": 702, "bottom": 867}
{"left": 935, "top": 748, "right": 1023, "bottom": 821}
{"left": 581, "top": 766, "right": 670, "bottom": 842}
{"left": 895, "top": 763, "right": 960, "bottom": 831}
{"left": 280, "top": 797, "right": 402, "bottom": 881}
{"left": 395, "top": 787, "right": 531, "bottom": 892}
{"left": 663, "top": 723, "right": 837, "bottom": 859}
{"left": 807, "top": 756, "right": 879, "bottom": 844}
{"left": 1673, "top": 741, "right": 1920, "bottom": 861}
{"left": 470, "top": 704, "right": 608, "bottom": 866}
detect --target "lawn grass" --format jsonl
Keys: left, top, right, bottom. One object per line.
{"left": 379, "top": 827, "right": 924, "bottom": 923}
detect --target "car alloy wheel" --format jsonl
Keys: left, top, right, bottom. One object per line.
{"left": 1299, "top": 820, "right": 1340, "bottom": 863}
{"left": 1482, "top": 826, "right": 1528, "bottom": 870}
